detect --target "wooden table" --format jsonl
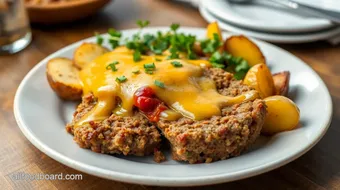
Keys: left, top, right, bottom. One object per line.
{"left": 1, "top": 0, "right": 339, "bottom": 189}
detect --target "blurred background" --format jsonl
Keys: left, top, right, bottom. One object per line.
{"left": 1, "top": 0, "right": 340, "bottom": 55}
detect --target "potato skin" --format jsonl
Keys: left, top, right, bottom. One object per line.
{"left": 273, "top": 71, "right": 290, "bottom": 96}
{"left": 224, "top": 35, "right": 266, "bottom": 67}
{"left": 73, "top": 43, "right": 109, "bottom": 69}
{"left": 262, "top": 96, "right": 300, "bottom": 135}
{"left": 46, "top": 73, "right": 82, "bottom": 101}
{"left": 46, "top": 58, "right": 82, "bottom": 101}
{"left": 243, "top": 63, "right": 275, "bottom": 99}
{"left": 206, "top": 21, "right": 222, "bottom": 41}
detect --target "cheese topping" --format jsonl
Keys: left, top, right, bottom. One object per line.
{"left": 76, "top": 47, "right": 258, "bottom": 125}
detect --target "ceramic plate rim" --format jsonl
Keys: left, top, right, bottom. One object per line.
{"left": 199, "top": 6, "right": 340, "bottom": 44}
{"left": 14, "top": 27, "right": 333, "bottom": 186}
{"left": 201, "top": 0, "right": 333, "bottom": 33}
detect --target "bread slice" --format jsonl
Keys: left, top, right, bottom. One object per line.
{"left": 46, "top": 58, "right": 82, "bottom": 100}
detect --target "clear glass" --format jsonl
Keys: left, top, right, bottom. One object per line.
{"left": 0, "top": 0, "right": 31, "bottom": 55}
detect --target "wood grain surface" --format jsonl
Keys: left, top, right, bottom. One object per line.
{"left": 1, "top": 0, "right": 340, "bottom": 189}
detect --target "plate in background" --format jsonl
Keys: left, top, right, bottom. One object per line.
{"left": 200, "top": 6, "right": 340, "bottom": 43}
{"left": 201, "top": 0, "right": 333, "bottom": 33}
{"left": 14, "top": 27, "right": 332, "bottom": 186}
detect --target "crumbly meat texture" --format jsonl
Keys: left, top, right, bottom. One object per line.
{"left": 157, "top": 68, "right": 266, "bottom": 164}
{"left": 66, "top": 94, "right": 161, "bottom": 156}
{"left": 66, "top": 67, "right": 266, "bottom": 163}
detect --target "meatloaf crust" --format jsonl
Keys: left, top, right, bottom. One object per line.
{"left": 66, "top": 94, "right": 161, "bottom": 156}
{"left": 157, "top": 68, "right": 266, "bottom": 163}
{"left": 66, "top": 68, "right": 266, "bottom": 163}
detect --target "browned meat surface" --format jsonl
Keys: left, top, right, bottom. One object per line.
{"left": 66, "top": 94, "right": 161, "bottom": 156}
{"left": 66, "top": 68, "right": 266, "bottom": 163}
{"left": 157, "top": 68, "right": 266, "bottom": 163}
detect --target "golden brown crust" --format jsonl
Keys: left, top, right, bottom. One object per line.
{"left": 66, "top": 94, "right": 162, "bottom": 156}
{"left": 73, "top": 43, "right": 109, "bottom": 69}
{"left": 46, "top": 58, "right": 82, "bottom": 100}
{"left": 66, "top": 68, "right": 266, "bottom": 163}
{"left": 157, "top": 68, "right": 267, "bottom": 164}
{"left": 224, "top": 35, "right": 266, "bottom": 67}
{"left": 273, "top": 71, "right": 290, "bottom": 96}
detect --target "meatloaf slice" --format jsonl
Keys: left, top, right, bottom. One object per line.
{"left": 66, "top": 94, "right": 161, "bottom": 156}
{"left": 157, "top": 68, "right": 266, "bottom": 164}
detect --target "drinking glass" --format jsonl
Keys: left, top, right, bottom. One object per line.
{"left": 0, "top": 0, "right": 31, "bottom": 54}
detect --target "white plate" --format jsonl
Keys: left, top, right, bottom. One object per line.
{"left": 200, "top": 6, "right": 340, "bottom": 44}
{"left": 14, "top": 27, "right": 332, "bottom": 186}
{"left": 201, "top": 0, "right": 334, "bottom": 33}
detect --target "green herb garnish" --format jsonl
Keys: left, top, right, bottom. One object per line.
{"left": 144, "top": 62, "right": 156, "bottom": 69}
{"left": 95, "top": 32, "right": 104, "bottom": 45}
{"left": 171, "top": 61, "right": 182, "bottom": 67}
{"left": 154, "top": 80, "right": 165, "bottom": 88}
{"left": 200, "top": 33, "right": 222, "bottom": 54}
{"left": 167, "top": 47, "right": 179, "bottom": 60}
{"left": 144, "top": 62, "right": 156, "bottom": 74}
{"left": 98, "top": 21, "right": 251, "bottom": 80}
{"left": 116, "top": 76, "right": 127, "bottom": 83}
{"left": 108, "top": 28, "right": 122, "bottom": 49}
{"left": 234, "top": 59, "right": 250, "bottom": 79}
{"left": 209, "top": 51, "right": 250, "bottom": 79}
{"left": 106, "top": 61, "right": 119, "bottom": 71}
{"left": 170, "top": 23, "right": 180, "bottom": 32}
{"left": 133, "top": 50, "right": 142, "bottom": 62}
{"left": 136, "top": 20, "right": 150, "bottom": 28}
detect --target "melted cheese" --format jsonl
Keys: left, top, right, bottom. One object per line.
{"left": 76, "top": 46, "right": 258, "bottom": 126}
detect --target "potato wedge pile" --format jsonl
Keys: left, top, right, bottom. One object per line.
{"left": 207, "top": 22, "right": 299, "bottom": 135}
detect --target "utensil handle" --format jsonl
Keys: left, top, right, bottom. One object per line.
{"left": 269, "top": 0, "right": 340, "bottom": 24}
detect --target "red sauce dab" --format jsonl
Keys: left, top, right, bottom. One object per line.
{"left": 133, "top": 86, "right": 167, "bottom": 122}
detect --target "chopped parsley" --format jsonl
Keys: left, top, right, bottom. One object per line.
{"left": 136, "top": 20, "right": 150, "bottom": 28}
{"left": 144, "top": 62, "right": 156, "bottom": 69}
{"left": 116, "top": 76, "right": 127, "bottom": 83}
{"left": 170, "top": 23, "right": 180, "bottom": 32}
{"left": 107, "top": 28, "right": 122, "bottom": 49}
{"left": 133, "top": 50, "right": 142, "bottom": 62}
{"left": 171, "top": 61, "right": 182, "bottom": 67}
{"left": 200, "top": 33, "right": 222, "bottom": 54}
{"left": 209, "top": 51, "right": 250, "bottom": 79}
{"left": 95, "top": 32, "right": 104, "bottom": 45}
{"left": 106, "top": 61, "right": 119, "bottom": 71}
{"left": 144, "top": 62, "right": 156, "bottom": 74}
{"left": 98, "top": 21, "right": 251, "bottom": 80}
{"left": 154, "top": 80, "right": 165, "bottom": 88}
{"left": 167, "top": 47, "right": 179, "bottom": 60}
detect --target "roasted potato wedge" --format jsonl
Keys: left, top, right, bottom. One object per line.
{"left": 273, "top": 71, "right": 290, "bottom": 96}
{"left": 193, "top": 41, "right": 204, "bottom": 56}
{"left": 224, "top": 35, "right": 266, "bottom": 67}
{"left": 243, "top": 63, "right": 275, "bottom": 98}
{"left": 46, "top": 58, "right": 82, "bottom": 100}
{"left": 73, "top": 43, "right": 109, "bottom": 69}
{"left": 206, "top": 21, "right": 222, "bottom": 41}
{"left": 262, "top": 96, "right": 300, "bottom": 135}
